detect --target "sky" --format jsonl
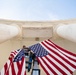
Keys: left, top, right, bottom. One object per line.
{"left": 0, "top": 0, "right": 76, "bottom": 21}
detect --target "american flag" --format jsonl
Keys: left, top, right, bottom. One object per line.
{"left": 0, "top": 49, "right": 26, "bottom": 75}
{"left": 29, "top": 39, "right": 76, "bottom": 75}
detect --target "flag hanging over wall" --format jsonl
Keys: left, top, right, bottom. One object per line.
{"left": 29, "top": 39, "right": 76, "bottom": 75}
{"left": 0, "top": 49, "right": 26, "bottom": 75}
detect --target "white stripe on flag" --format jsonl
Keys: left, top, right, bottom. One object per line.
{"left": 38, "top": 57, "right": 54, "bottom": 75}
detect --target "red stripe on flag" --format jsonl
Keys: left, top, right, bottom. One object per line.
{"left": 37, "top": 58, "right": 50, "bottom": 75}
{"left": 46, "top": 40, "right": 76, "bottom": 62}
{"left": 48, "top": 39, "right": 76, "bottom": 57}
{"left": 4, "top": 63, "right": 9, "bottom": 75}
{"left": 48, "top": 53, "right": 73, "bottom": 74}
{"left": 10, "top": 59, "right": 16, "bottom": 75}
{"left": 41, "top": 57, "right": 59, "bottom": 75}
{"left": 41, "top": 42, "right": 76, "bottom": 69}
{"left": 17, "top": 57, "right": 25, "bottom": 75}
